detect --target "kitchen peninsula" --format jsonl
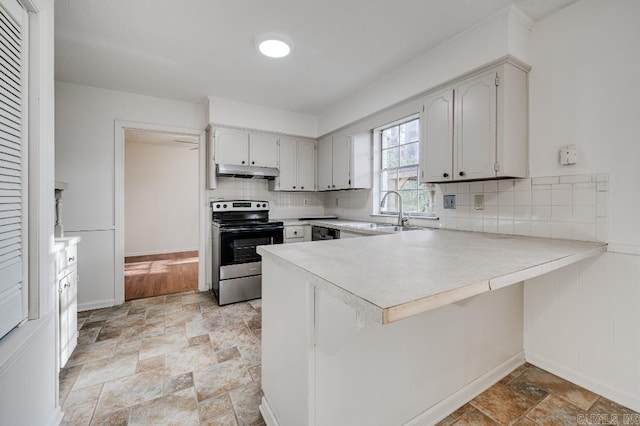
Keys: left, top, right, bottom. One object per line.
{"left": 257, "top": 229, "right": 606, "bottom": 425}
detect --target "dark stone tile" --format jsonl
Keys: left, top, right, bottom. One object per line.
{"left": 82, "top": 320, "right": 106, "bottom": 330}
{"left": 471, "top": 383, "right": 536, "bottom": 424}
{"left": 508, "top": 379, "right": 549, "bottom": 403}
{"left": 188, "top": 334, "right": 211, "bottom": 347}
{"left": 511, "top": 366, "right": 598, "bottom": 410}
{"left": 526, "top": 395, "right": 581, "bottom": 425}
{"left": 453, "top": 406, "right": 500, "bottom": 425}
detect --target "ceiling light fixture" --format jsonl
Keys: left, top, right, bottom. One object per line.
{"left": 255, "top": 33, "right": 293, "bottom": 58}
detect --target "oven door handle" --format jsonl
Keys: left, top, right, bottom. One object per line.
{"left": 219, "top": 224, "right": 284, "bottom": 233}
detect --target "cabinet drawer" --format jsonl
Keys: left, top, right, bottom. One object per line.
{"left": 285, "top": 237, "right": 304, "bottom": 244}
{"left": 285, "top": 226, "right": 304, "bottom": 239}
{"left": 65, "top": 244, "right": 78, "bottom": 269}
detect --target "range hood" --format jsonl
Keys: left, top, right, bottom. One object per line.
{"left": 216, "top": 163, "right": 279, "bottom": 179}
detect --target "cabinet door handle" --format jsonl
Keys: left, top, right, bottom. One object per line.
{"left": 459, "top": 171, "right": 466, "bottom": 177}
{"left": 293, "top": 231, "right": 298, "bottom": 235}
{"left": 332, "top": 185, "right": 335, "bottom": 188}
{"left": 251, "top": 161, "right": 255, "bottom": 165}
{"left": 68, "top": 256, "right": 75, "bottom": 262}
{"left": 327, "top": 185, "right": 330, "bottom": 188}
{"left": 443, "top": 173, "right": 449, "bottom": 178}
{"left": 293, "top": 186, "right": 296, "bottom": 189}
{"left": 301, "top": 186, "right": 304, "bottom": 190}
{"left": 242, "top": 160, "right": 245, "bottom": 164}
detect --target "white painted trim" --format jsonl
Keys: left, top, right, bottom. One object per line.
{"left": 259, "top": 396, "right": 281, "bottom": 426}
{"left": 607, "top": 243, "right": 640, "bottom": 256}
{"left": 77, "top": 299, "right": 116, "bottom": 312}
{"left": 124, "top": 248, "right": 200, "bottom": 258}
{"left": 525, "top": 353, "right": 640, "bottom": 413}
{"left": 114, "top": 121, "right": 207, "bottom": 304}
{"left": 405, "top": 352, "right": 525, "bottom": 425}
{"left": 197, "top": 130, "right": 207, "bottom": 291}
{"left": 0, "top": 312, "right": 55, "bottom": 379}
{"left": 47, "top": 408, "right": 63, "bottom": 426}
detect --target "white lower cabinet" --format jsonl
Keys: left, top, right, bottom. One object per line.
{"left": 56, "top": 237, "right": 80, "bottom": 368}
{"left": 284, "top": 225, "right": 311, "bottom": 243}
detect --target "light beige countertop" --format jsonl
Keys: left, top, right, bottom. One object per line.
{"left": 258, "top": 228, "right": 606, "bottom": 324}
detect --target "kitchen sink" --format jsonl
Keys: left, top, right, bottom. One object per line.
{"left": 350, "top": 223, "right": 423, "bottom": 232}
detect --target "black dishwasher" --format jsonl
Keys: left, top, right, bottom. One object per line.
{"left": 311, "top": 226, "right": 340, "bottom": 241}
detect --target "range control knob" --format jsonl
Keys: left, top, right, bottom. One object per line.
{"left": 262, "top": 203, "right": 267, "bottom": 208}
{"left": 216, "top": 204, "right": 220, "bottom": 208}
{"left": 223, "top": 204, "right": 227, "bottom": 208}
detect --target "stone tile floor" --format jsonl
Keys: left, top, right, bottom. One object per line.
{"left": 60, "top": 290, "right": 639, "bottom": 425}
{"left": 59, "top": 291, "right": 263, "bottom": 425}
{"left": 437, "top": 363, "right": 639, "bottom": 425}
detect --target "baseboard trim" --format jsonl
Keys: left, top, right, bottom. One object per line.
{"left": 525, "top": 353, "right": 640, "bottom": 413}
{"left": 260, "top": 396, "right": 280, "bottom": 426}
{"left": 124, "top": 248, "right": 199, "bottom": 258}
{"left": 49, "top": 408, "right": 64, "bottom": 426}
{"left": 405, "top": 351, "right": 526, "bottom": 425}
{"left": 78, "top": 299, "right": 117, "bottom": 312}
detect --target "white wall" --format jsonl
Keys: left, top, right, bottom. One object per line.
{"left": 208, "top": 96, "right": 317, "bottom": 138}
{"left": 0, "top": 0, "right": 61, "bottom": 424}
{"left": 522, "top": 0, "right": 640, "bottom": 412}
{"left": 125, "top": 140, "right": 199, "bottom": 256}
{"left": 316, "top": 6, "right": 530, "bottom": 136}
{"left": 319, "top": 0, "right": 640, "bottom": 412}
{"left": 55, "top": 82, "right": 207, "bottom": 310}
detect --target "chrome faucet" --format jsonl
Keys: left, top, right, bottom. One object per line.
{"left": 380, "top": 191, "right": 408, "bottom": 227}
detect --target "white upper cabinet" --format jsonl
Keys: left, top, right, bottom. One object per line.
{"left": 214, "top": 128, "right": 278, "bottom": 168}
{"left": 249, "top": 133, "right": 279, "bottom": 168}
{"left": 421, "top": 88, "right": 454, "bottom": 183}
{"left": 317, "top": 133, "right": 371, "bottom": 191}
{"left": 271, "top": 138, "right": 316, "bottom": 191}
{"left": 455, "top": 70, "right": 497, "bottom": 180}
{"left": 420, "top": 61, "right": 529, "bottom": 183}
{"left": 214, "top": 128, "right": 249, "bottom": 166}
{"left": 317, "top": 135, "right": 333, "bottom": 190}
{"left": 297, "top": 140, "right": 316, "bottom": 191}
{"left": 331, "top": 135, "right": 351, "bottom": 190}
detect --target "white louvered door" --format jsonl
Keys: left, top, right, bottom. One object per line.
{"left": 0, "top": 0, "right": 26, "bottom": 340}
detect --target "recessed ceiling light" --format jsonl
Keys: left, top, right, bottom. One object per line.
{"left": 255, "top": 33, "right": 293, "bottom": 58}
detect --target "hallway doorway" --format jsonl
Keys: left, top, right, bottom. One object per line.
{"left": 123, "top": 129, "right": 200, "bottom": 300}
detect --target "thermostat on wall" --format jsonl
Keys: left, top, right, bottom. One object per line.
{"left": 560, "top": 144, "right": 578, "bottom": 165}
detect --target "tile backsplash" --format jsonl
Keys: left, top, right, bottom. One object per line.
{"left": 209, "top": 177, "right": 325, "bottom": 219}
{"left": 431, "top": 173, "right": 608, "bottom": 242}
{"left": 210, "top": 173, "right": 608, "bottom": 242}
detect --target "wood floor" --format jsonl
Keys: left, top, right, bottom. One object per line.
{"left": 124, "top": 251, "right": 198, "bottom": 301}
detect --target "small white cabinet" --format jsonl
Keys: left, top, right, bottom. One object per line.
{"left": 420, "top": 61, "right": 529, "bottom": 183}
{"left": 55, "top": 237, "right": 80, "bottom": 369}
{"left": 270, "top": 138, "right": 316, "bottom": 191}
{"left": 284, "top": 224, "right": 311, "bottom": 243}
{"left": 317, "top": 133, "right": 371, "bottom": 191}
{"left": 214, "top": 128, "right": 278, "bottom": 168}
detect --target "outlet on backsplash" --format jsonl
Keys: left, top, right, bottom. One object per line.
{"left": 336, "top": 198, "right": 339, "bottom": 207}
{"left": 304, "top": 199, "right": 308, "bottom": 206}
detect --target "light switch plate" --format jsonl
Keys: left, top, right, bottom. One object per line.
{"left": 474, "top": 194, "right": 484, "bottom": 210}
{"left": 444, "top": 195, "right": 456, "bottom": 209}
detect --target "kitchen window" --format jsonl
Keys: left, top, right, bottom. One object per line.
{"left": 379, "top": 118, "right": 435, "bottom": 215}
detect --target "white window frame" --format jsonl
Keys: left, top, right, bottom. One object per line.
{"left": 373, "top": 115, "right": 435, "bottom": 217}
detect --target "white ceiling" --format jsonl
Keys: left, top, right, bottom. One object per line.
{"left": 55, "top": 0, "right": 578, "bottom": 116}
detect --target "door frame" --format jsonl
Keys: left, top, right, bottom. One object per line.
{"left": 114, "top": 120, "right": 207, "bottom": 304}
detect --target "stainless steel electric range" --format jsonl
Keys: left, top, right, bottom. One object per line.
{"left": 210, "top": 200, "right": 283, "bottom": 305}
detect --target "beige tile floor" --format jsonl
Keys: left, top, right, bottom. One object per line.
{"left": 59, "top": 291, "right": 263, "bottom": 425}
{"left": 60, "top": 290, "right": 639, "bottom": 426}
